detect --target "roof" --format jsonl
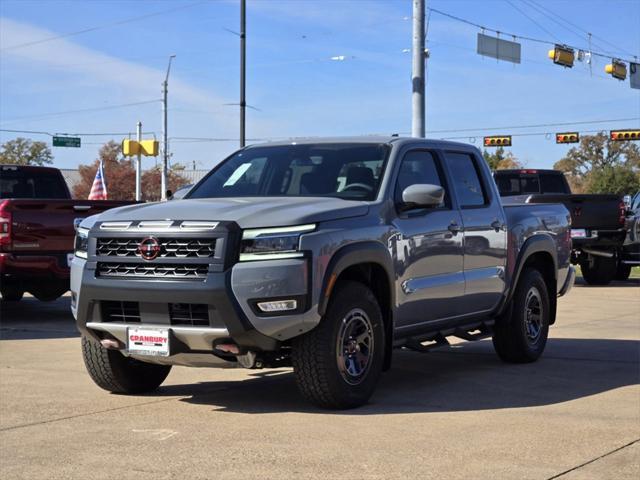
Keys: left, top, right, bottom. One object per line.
{"left": 245, "top": 136, "right": 476, "bottom": 150}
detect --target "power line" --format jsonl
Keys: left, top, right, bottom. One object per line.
{"left": 426, "top": 117, "right": 640, "bottom": 134}
{"left": 0, "top": 100, "right": 159, "bottom": 124}
{"left": 0, "top": 1, "right": 207, "bottom": 52}
{"left": 525, "top": 0, "right": 637, "bottom": 59}
{"left": 0, "top": 128, "right": 156, "bottom": 137}
{"left": 428, "top": 8, "right": 638, "bottom": 64}
{"left": 505, "top": 0, "right": 561, "bottom": 43}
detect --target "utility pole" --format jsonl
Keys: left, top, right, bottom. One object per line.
{"left": 135, "top": 121, "right": 142, "bottom": 201}
{"left": 412, "top": 0, "right": 426, "bottom": 138}
{"left": 161, "top": 54, "right": 176, "bottom": 201}
{"left": 240, "top": 0, "right": 246, "bottom": 147}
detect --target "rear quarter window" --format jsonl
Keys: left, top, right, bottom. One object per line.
{"left": 445, "top": 152, "right": 488, "bottom": 207}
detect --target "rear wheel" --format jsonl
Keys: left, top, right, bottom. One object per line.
{"left": 615, "top": 262, "right": 632, "bottom": 281}
{"left": 580, "top": 256, "right": 617, "bottom": 286}
{"left": 291, "top": 281, "right": 385, "bottom": 409}
{"left": 81, "top": 336, "right": 171, "bottom": 394}
{"left": 493, "top": 268, "right": 550, "bottom": 363}
{"left": 0, "top": 285, "right": 24, "bottom": 302}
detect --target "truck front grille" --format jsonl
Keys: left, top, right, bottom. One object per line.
{"left": 169, "top": 303, "right": 209, "bottom": 326}
{"left": 101, "top": 301, "right": 141, "bottom": 323}
{"left": 97, "top": 262, "right": 208, "bottom": 280}
{"left": 97, "top": 238, "right": 216, "bottom": 258}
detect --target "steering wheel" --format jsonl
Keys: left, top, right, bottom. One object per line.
{"left": 342, "top": 183, "right": 374, "bottom": 192}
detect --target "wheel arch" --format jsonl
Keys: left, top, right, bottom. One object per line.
{"left": 503, "top": 234, "right": 558, "bottom": 325}
{"left": 318, "top": 241, "right": 395, "bottom": 370}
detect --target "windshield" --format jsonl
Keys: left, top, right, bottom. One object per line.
{"left": 188, "top": 143, "right": 389, "bottom": 201}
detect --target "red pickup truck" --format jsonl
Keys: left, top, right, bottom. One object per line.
{"left": 0, "top": 165, "right": 133, "bottom": 301}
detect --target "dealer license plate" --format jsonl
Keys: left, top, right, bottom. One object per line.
{"left": 571, "top": 229, "right": 587, "bottom": 238}
{"left": 127, "top": 327, "right": 170, "bottom": 357}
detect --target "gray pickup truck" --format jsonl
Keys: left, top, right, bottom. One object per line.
{"left": 71, "top": 137, "right": 574, "bottom": 409}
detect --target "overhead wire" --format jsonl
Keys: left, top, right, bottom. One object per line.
{"left": 0, "top": 1, "right": 207, "bottom": 52}
{"left": 428, "top": 7, "right": 638, "bottom": 64}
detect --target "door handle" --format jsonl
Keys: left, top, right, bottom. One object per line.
{"left": 491, "top": 220, "right": 503, "bottom": 231}
{"left": 73, "top": 205, "right": 91, "bottom": 212}
{"left": 448, "top": 222, "right": 462, "bottom": 234}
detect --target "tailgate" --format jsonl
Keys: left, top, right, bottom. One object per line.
{"left": 5, "top": 200, "right": 129, "bottom": 253}
{"left": 527, "top": 194, "right": 622, "bottom": 230}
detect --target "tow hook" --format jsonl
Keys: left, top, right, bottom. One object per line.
{"left": 100, "top": 338, "right": 123, "bottom": 350}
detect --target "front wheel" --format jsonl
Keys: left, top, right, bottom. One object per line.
{"left": 493, "top": 268, "right": 550, "bottom": 363}
{"left": 291, "top": 281, "right": 385, "bottom": 409}
{"left": 81, "top": 336, "right": 171, "bottom": 394}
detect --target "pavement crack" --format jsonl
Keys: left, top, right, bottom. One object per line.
{"left": 0, "top": 397, "right": 179, "bottom": 433}
{"left": 546, "top": 438, "right": 640, "bottom": 480}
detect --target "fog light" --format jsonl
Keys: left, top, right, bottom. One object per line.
{"left": 256, "top": 300, "right": 297, "bottom": 313}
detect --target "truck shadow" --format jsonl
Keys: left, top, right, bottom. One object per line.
{"left": 161, "top": 337, "right": 639, "bottom": 415}
{"left": 0, "top": 295, "right": 78, "bottom": 340}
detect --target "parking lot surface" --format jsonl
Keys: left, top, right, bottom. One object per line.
{"left": 1, "top": 279, "right": 638, "bottom": 480}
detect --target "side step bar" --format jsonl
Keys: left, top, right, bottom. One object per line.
{"left": 402, "top": 321, "right": 494, "bottom": 353}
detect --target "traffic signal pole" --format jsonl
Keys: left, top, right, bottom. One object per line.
{"left": 136, "top": 121, "right": 142, "bottom": 201}
{"left": 412, "top": 0, "right": 426, "bottom": 138}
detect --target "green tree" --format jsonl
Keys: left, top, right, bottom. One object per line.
{"left": 0, "top": 137, "right": 53, "bottom": 165}
{"left": 482, "top": 147, "right": 522, "bottom": 170}
{"left": 553, "top": 133, "right": 640, "bottom": 194}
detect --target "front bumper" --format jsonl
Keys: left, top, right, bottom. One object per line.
{"left": 72, "top": 255, "right": 321, "bottom": 364}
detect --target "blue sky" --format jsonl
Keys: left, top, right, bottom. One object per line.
{"left": 1, "top": 0, "right": 638, "bottom": 171}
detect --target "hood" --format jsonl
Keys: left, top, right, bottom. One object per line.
{"left": 95, "top": 197, "right": 369, "bottom": 228}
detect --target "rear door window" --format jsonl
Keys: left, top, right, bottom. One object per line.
{"left": 445, "top": 152, "right": 488, "bottom": 207}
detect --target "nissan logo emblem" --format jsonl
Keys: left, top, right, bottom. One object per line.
{"left": 138, "top": 237, "right": 161, "bottom": 261}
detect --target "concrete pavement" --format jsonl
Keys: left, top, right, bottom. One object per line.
{"left": 0, "top": 279, "right": 638, "bottom": 479}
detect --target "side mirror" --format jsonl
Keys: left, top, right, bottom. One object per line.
{"left": 401, "top": 184, "right": 444, "bottom": 210}
{"left": 623, "top": 194, "right": 631, "bottom": 208}
{"left": 166, "top": 190, "right": 173, "bottom": 200}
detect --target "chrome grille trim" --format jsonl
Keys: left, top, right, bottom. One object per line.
{"left": 96, "top": 238, "right": 216, "bottom": 258}
{"left": 97, "top": 263, "right": 209, "bottom": 280}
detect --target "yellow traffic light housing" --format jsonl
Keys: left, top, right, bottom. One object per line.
{"left": 139, "top": 140, "right": 159, "bottom": 156}
{"left": 484, "top": 136, "right": 512, "bottom": 147}
{"left": 122, "top": 139, "right": 159, "bottom": 156}
{"left": 122, "top": 139, "right": 140, "bottom": 156}
{"left": 555, "top": 132, "right": 579, "bottom": 144}
{"left": 610, "top": 130, "right": 640, "bottom": 141}
{"left": 605, "top": 60, "right": 627, "bottom": 80}
{"left": 548, "top": 45, "right": 575, "bottom": 68}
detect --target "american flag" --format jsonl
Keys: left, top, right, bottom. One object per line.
{"left": 88, "top": 161, "right": 108, "bottom": 200}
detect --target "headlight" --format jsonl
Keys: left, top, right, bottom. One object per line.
{"left": 74, "top": 227, "right": 89, "bottom": 259}
{"left": 239, "top": 224, "right": 315, "bottom": 261}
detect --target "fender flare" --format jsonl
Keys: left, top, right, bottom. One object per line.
{"left": 318, "top": 241, "right": 395, "bottom": 316}
{"left": 499, "top": 233, "right": 558, "bottom": 317}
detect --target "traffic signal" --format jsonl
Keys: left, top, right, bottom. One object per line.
{"left": 610, "top": 130, "right": 640, "bottom": 141}
{"left": 548, "top": 45, "right": 575, "bottom": 68}
{"left": 484, "top": 136, "right": 512, "bottom": 147}
{"left": 556, "top": 132, "right": 579, "bottom": 144}
{"left": 122, "top": 139, "right": 140, "bottom": 156}
{"left": 605, "top": 60, "right": 627, "bottom": 80}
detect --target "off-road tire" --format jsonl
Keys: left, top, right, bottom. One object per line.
{"left": 580, "top": 256, "right": 617, "bottom": 285}
{"left": 0, "top": 286, "right": 24, "bottom": 302}
{"left": 615, "top": 262, "right": 632, "bottom": 281}
{"left": 291, "top": 281, "right": 385, "bottom": 409}
{"left": 81, "top": 336, "right": 171, "bottom": 394}
{"left": 493, "top": 268, "right": 550, "bottom": 363}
